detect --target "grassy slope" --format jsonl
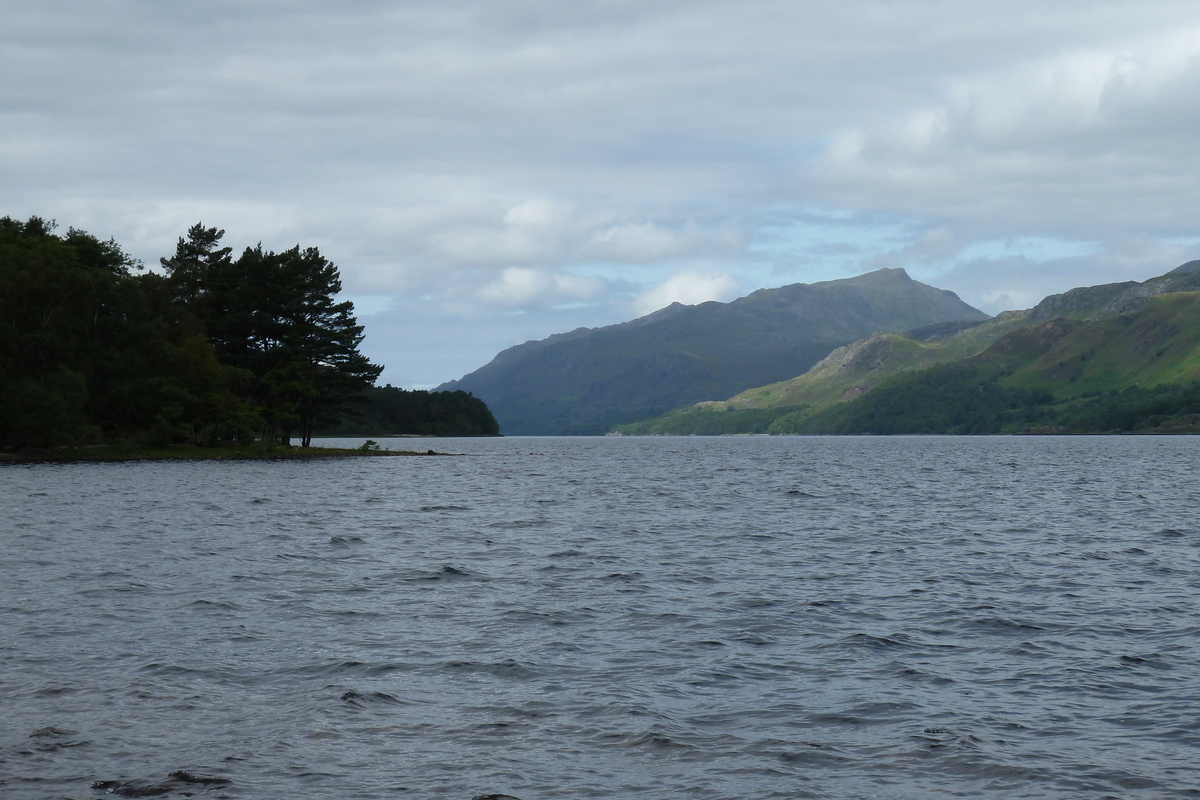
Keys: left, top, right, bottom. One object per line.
{"left": 732, "top": 311, "right": 1030, "bottom": 409}
{"left": 997, "top": 293, "right": 1200, "bottom": 394}
{"left": 614, "top": 312, "right": 1028, "bottom": 434}
{"left": 776, "top": 291, "right": 1200, "bottom": 435}
{"left": 617, "top": 289, "right": 1200, "bottom": 435}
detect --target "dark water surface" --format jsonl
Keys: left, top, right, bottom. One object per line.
{"left": 3, "top": 436, "right": 1200, "bottom": 799}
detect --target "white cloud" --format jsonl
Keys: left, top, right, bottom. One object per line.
{"left": 634, "top": 270, "right": 740, "bottom": 316}
{"left": 504, "top": 199, "right": 566, "bottom": 227}
{"left": 5, "top": 1, "right": 1200, "bottom": 385}
{"left": 476, "top": 267, "right": 604, "bottom": 309}
{"left": 580, "top": 221, "right": 740, "bottom": 262}
{"left": 816, "top": 25, "right": 1200, "bottom": 235}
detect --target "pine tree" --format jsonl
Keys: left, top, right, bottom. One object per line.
{"left": 202, "top": 242, "right": 382, "bottom": 446}
{"left": 159, "top": 223, "right": 233, "bottom": 308}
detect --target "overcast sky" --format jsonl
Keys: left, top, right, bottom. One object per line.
{"left": 5, "top": 1, "right": 1200, "bottom": 386}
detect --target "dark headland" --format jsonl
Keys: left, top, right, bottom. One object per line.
{"left": 0, "top": 216, "right": 497, "bottom": 459}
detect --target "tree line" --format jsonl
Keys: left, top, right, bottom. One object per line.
{"left": 0, "top": 216, "right": 496, "bottom": 450}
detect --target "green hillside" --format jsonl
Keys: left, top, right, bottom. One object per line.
{"left": 768, "top": 291, "right": 1200, "bottom": 435}
{"left": 616, "top": 264, "right": 1200, "bottom": 436}
{"left": 615, "top": 313, "right": 1030, "bottom": 434}
{"left": 440, "top": 268, "right": 988, "bottom": 435}
{"left": 996, "top": 293, "right": 1200, "bottom": 393}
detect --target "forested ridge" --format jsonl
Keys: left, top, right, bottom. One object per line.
{"left": 0, "top": 216, "right": 497, "bottom": 450}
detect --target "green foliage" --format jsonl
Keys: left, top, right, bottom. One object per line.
{"left": 315, "top": 385, "right": 499, "bottom": 437}
{"left": 1055, "top": 382, "right": 1200, "bottom": 432}
{"left": 614, "top": 404, "right": 797, "bottom": 435}
{"left": 0, "top": 215, "right": 249, "bottom": 448}
{"left": 168, "top": 232, "right": 383, "bottom": 447}
{"left": 763, "top": 365, "right": 1200, "bottom": 436}
{"left": 1, "top": 215, "right": 490, "bottom": 450}
{"left": 768, "top": 363, "right": 1055, "bottom": 434}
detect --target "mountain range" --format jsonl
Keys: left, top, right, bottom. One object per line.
{"left": 438, "top": 268, "right": 989, "bottom": 434}
{"left": 617, "top": 259, "right": 1200, "bottom": 435}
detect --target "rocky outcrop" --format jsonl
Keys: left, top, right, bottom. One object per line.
{"left": 1027, "top": 263, "right": 1200, "bottom": 323}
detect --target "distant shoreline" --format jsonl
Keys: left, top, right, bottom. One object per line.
{"left": 0, "top": 444, "right": 447, "bottom": 464}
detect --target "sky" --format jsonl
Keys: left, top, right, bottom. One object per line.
{"left": 4, "top": 1, "right": 1200, "bottom": 387}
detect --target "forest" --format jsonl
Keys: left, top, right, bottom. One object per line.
{"left": 0, "top": 216, "right": 497, "bottom": 450}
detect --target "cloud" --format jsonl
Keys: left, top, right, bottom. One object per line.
{"left": 5, "top": 1, "right": 1200, "bottom": 385}
{"left": 917, "top": 233, "right": 1200, "bottom": 315}
{"left": 475, "top": 267, "right": 604, "bottom": 309}
{"left": 634, "top": 270, "right": 740, "bottom": 315}
{"left": 815, "top": 25, "right": 1200, "bottom": 236}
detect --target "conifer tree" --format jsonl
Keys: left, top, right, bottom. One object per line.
{"left": 199, "top": 241, "right": 382, "bottom": 446}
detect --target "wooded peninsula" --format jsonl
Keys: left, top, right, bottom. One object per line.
{"left": 0, "top": 216, "right": 498, "bottom": 457}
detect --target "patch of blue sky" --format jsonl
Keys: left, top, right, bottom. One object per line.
{"left": 339, "top": 294, "right": 396, "bottom": 317}
{"left": 1159, "top": 235, "right": 1200, "bottom": 248}
{"left": 569, "top": 261, "right": 723, "bottom": 289}
{"left": 744, "top": 208, "right": 913, "bottom": 284}
{"left": 955, "top": 237, "right": 1101, "bottom": 263}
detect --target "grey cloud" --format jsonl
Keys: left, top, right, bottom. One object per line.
{"left": 4, "top": 1, "right": 1200, "bottom": 385}
{"left": 920, "top": 234, "right": 1200, "bottom": 316}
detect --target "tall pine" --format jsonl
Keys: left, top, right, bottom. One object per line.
{"left": 184, "top": 238, "right": 381, "bottom": 446}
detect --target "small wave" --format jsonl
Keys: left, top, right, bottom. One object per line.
{"left": 440, "top": 659, "right": 541, "bottom": 679}
{"left": 968, "top": 616, "right": 1047, "bottom": 633}
{"left": 732, "top": 632, "right": 778, "bottom": 646}
{"left": 501, "top": 609, "right": 588, "bottom": 626}
{"left": 92, "top": 771, "right": 230, "bottom": 796}
{"left": 340, "top": 690, "right": 406, "bottom": 707}
{"left": 138, "top": 662, "right": 218, "bottom": 678}
{"left": 291, "top": 660, "right": 415, "bottom": 678}
{"left": 1118, "top": 653, "right": 1173, "bottom": 670}
{"left": 418, "top": 565, "right": 474, "bottom": 580}
{"left": 602, "top": 571, "right": 645, "bottom": 581}
{"left": 29, "top": 725, "right": 87, "bottom": 751}
{"left": 185, "top": 599, "right": 241, "bottom": 611}
{"left": 839, "top": 632, "right": 913, "bottom": 650}
{"left": 419, "top": 505, "right": 470, "bottom": 512}
{"left": 776, "top": 744, "right": 852, "bottom": 767}
{"left": 600, "top": 726, "right": 695, "bottom": 752}
{"left": 629, "top": 730, "right": 693, "bottom": 750}
{"left": 31, "top": 725, "right": 76, "bottom": 737}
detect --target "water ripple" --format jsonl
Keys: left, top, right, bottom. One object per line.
{"left": 2, "top": 435, "right": 1199, "bottom": 798}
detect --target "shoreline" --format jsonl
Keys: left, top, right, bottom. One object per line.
{"left": 0, "top": 444, "right": 447, "bottom": 464}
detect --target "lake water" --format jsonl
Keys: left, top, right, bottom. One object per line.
{"left": 2, "top": 436, "right": 1199, "bottom": 799}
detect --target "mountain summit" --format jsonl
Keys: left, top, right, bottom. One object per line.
{"left": 438, "top": 268, "right": 988, "bottom": 434}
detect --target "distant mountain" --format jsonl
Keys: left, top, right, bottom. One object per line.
{"left": 617, "top": 261, "right": 1200, "bottom": 435}
{"left": 438, "top": 268, "right": 989, "bottom": 434}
